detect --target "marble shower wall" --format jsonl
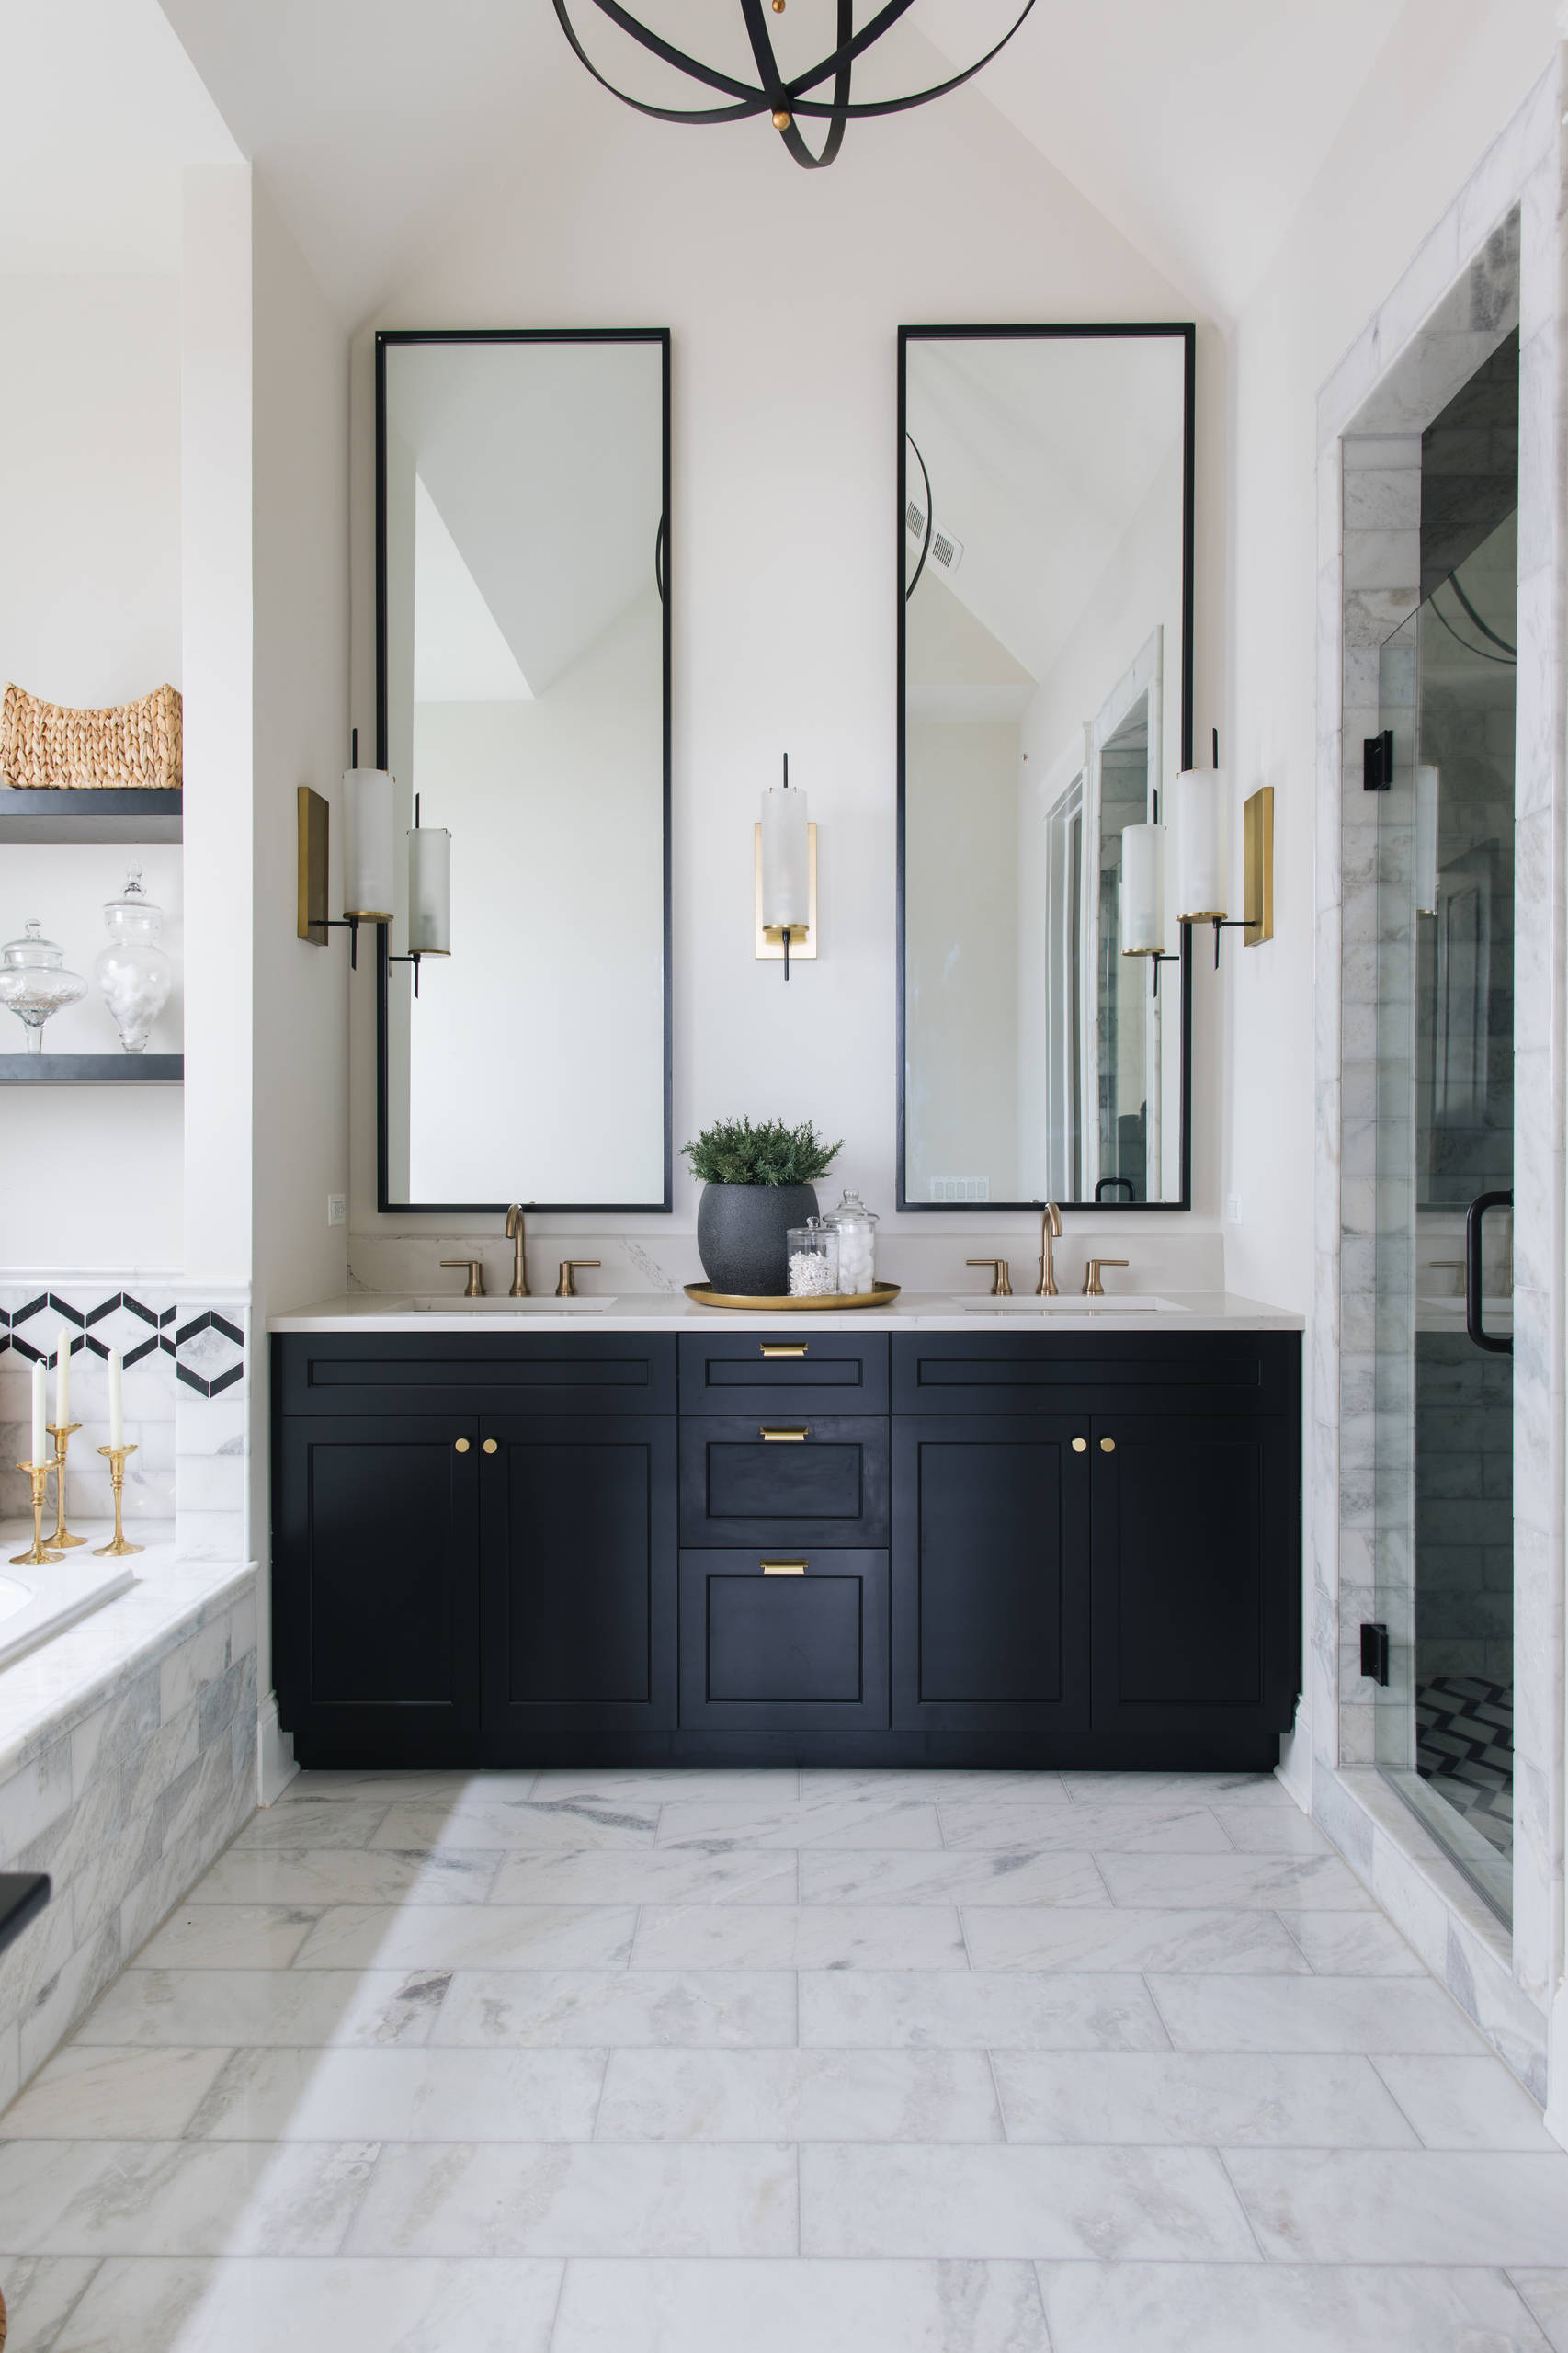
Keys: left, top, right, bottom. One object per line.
{"left": 0, "top": 1278, "right": 249, "bottom": 1563}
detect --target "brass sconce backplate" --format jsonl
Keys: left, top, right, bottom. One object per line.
{"left": 755, "top": 821, "right": 819, "bottom": 959}
{"left": 1244, "top": 785, "right": 1274, "bottom": 947}
{"left": 298, "top": 786, "right": 329, "bottom": 945}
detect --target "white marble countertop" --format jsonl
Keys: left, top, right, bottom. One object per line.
{"left": 270, "top": 1290, "right": 1304, "bottom": 1335}
{"left": 0, "top": 1525, "right": 255, "bottom": 1781}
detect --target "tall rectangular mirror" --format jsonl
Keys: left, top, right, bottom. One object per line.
{"left": 899, "top": 324, "right": 1193, "bottom": 1210}
{"left": 377, "top": 328, "right": 671, "bottom": 1211}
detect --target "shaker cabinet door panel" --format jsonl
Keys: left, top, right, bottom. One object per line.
{"left": 679, "top": 1416, "right": 890, "bottom": 1548}
{"left": 892, "top": 1416, "right": 1091, "bottom": 1733}
{"left": 273, "top": 1415, "right": 481, "bottom": 1759}
{"left": 679, "top": 1550, "right": 890, "bottom": 1732}
{"left": 480, "top": 1415, "right": 677, "bottom": 1744}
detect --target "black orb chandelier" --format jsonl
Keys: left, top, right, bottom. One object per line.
{"left": 553, "top": 0, "right": 1038, "bottom": 171}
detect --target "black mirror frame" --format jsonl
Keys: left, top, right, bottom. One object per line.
{"left": 896, "top": 320, "right": 1196, "bottom": 1214}
{"left": 374, "top": 326, "right": 674, "bottom": 1216}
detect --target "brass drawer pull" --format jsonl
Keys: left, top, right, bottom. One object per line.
{"left": 760, "top": 1344, "right": 808, "bottom": 1358}
{"left": 483, "top": 1438, "right": 498, "bottom": 1455}
{"left": 1101, "top": 1437, "right": 1116, "bottom": 1452}
{"left": 454, "top": 1438, "right": 470, "bottom": 1454}
{"left": 760, "top": 1426, "right": 809, "bottom": 1441}
{"left": 1072, "top": 1438, "right": 1087, "bottom": 1452}
{"left": 762, "top": 1561, "right": 807, "bottom": 1575}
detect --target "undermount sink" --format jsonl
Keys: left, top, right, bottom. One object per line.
{"left": 953, "top": 1292, "right": 1183, "bottom": 1313}
{"left": 406, "top": 1294, "right": 615, "bottom": 1313}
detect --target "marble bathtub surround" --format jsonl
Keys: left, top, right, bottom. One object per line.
{"left": 2, "top": 1764, "right": 1567, "bottom": 2353}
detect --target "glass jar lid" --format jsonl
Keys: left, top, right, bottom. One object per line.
{"left": 102, "top": 865, "right": 164, "bottom": 933}
{"left": 828, "top": 1188, "right": 879, "bottom": 1226}
{"left": 2, "top": 919, "right": 66, "bottom": 970}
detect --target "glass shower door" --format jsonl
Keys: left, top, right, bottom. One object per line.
{"left": 1372, "top": 515, "right": 1517, "bottom": 1922}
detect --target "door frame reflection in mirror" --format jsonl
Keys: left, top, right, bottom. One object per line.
{"left": 896, "top": 322, "right": 1195, "bottom": 1212}
{"left": 373, "top": 327, "right": 673, "bottom": 1214}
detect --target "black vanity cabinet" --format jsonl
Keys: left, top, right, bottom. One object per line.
{"left": 271, "top": 1323, "right": 1300, "bottom": 1768}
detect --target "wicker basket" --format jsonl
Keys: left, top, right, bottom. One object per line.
{"left": 0, "top": 681, "right": 182, "bottom": 790}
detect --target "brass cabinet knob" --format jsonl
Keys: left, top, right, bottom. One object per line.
{"left": 1100, "top": 1437, "right": 1116, "bottom": 1452}
{"left": 454, "top": 1438, "right": 471, "bottom": 1453}
{"left": 483, "top": 1438, "right": 498, "bottom": 1455}
{"left": 1072, "top": 1437, "right": 1087, "bottom": 1452}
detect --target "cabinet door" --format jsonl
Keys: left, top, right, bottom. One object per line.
{"left": 1090, "top": 1414, "right": 1299, "bottom": 1740}
{"left": 273, "top": 1415, "right": 480, "bottom": 1761}
{"left": 679, "top": 1551, "right": 890, "bottom": 1733}
{"left": 892, "top": 1415, "right": 1090, "bottom": 1733}
{"left": 480, "top": 1415, "right": 676, "bottom": 1745}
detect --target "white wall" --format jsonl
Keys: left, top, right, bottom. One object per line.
{"left": 348, "top": 72, "right": 1216, "bottom": 1266}
{"left": 0, "top": 275, "right": 185, "bottom": 1271}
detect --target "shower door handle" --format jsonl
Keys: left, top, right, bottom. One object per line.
{"left": 1465, "top": 1189, "right": 1513, "bottom": 1354}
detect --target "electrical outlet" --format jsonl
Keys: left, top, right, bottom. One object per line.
{"left": 1224, "top": 1193, "right": 1243, "bottom": 1223}
{"left": 327, "top": 1193, "right": 347, "bottom": 1228}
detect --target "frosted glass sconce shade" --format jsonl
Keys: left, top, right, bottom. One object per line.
{"left": 342, "top": 767, "right": 395, "bottom": 921}
{"left": 1119, "top": 822, "right": 1165, "bottom": 955}
{"left": 1415, "top": 764, "right": 1439, "bottom": 916}
{"left": 760, "top": 780, "right": 810, "bottom": 932}
{"left": 1175, "top": 767, "right": 1226, "bottom": 921}
{"left": 408, "top": 826, "right": 451, "bottom": 955}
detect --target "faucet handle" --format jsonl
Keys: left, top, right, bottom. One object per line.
{"left": 440, "top": 1259, "right": 484, "bottom": 1298}
{"left": 556, "top": 1259, "right": 601, "bottom": 1299}
{"left": 1081, "top": 1257, "right": 1129, "bottom": 1298}
{"left": 967, "top": 1257, "right": 1013, "bottom": 1298}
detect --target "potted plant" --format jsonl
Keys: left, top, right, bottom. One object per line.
{"left": 685, "top": 1117, "right": 843, "bottom": 1294}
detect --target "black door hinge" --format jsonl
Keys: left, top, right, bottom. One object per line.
{"left": 1363, "top": 731, "right": 1393, "bottom": 790}
{"left": 1359, "top": 1622, "right": 1390, "bottom": 1686}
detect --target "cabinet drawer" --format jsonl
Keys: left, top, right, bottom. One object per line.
{"left": 679, "top": 1550, "right": 889, "bottom": 1730}
{"left": 892, "top": 1331, "right": 1299, "bottom": 1417}
{"left": 679, "top": 1415, "right": 890, "bottom": 1547}
{"left": 276, "top": 1333, "right": 676, "bottom": 1417}
{"left": 679, "top": 1332, "right": 888, "bottom": 1416}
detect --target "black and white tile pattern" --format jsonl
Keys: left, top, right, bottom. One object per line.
{"left": 1416, "top": 1676, "right": 1514, "bottom": 1859}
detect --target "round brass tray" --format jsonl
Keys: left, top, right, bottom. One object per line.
{"left": 684, "top": 1279, "right": 901, "bottom": 1313}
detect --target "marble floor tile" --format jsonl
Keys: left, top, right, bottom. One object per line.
{"left": 375, "top": 1800, "right": 659, "bottom": 1850}
{"left": 551, "top": 2256, "right": 1050, "bottom": 2352}
{"left": 1226, "top": 2147, "right": 1568, "bottom": 2265}
{"left": 291, "top": 1903, "right": 637, "bottom": 1972}
{"left": 52, "top": 2255, "right": 563, "bottom": 2353}
{"left": 188, "top": 2045, "right": 605, "bottom": 2142}
{"left": 991, "top": 2050, "right": 1417, "bottom": 2146}
{"left": 631, "top": 1904, "right": 968, "bottom": 1972}
{"left": 1039, "top": 2261, "right": 1555, "bottom": 2352}
{"left": 0, "top": 2255, "right": 100, "bottom": 2349}
{"left": 1513, "top": 2271, "right": 1568, "bottom": 2352}
{"left": 1215, "top": 1806, "right": 1336, "bottom": 1854}
{"left": 798, "top": 1769, "right": 1070, "bottom": 1805}
{"left": 1278, "top": 1911, "right": 1426, "bottom": 1974}
{"left": 961, "top": 1906, "right": 1311, "bottom": 1975}
{"left": 655, "top": 1796, "right": 943, "bottom": 1849}
{"left": 490, "top": 1847, "right": 797, "bottom": 1907}
{"left": 229, "top": 1800, "right": 390, "bottom": 1849}
{"left": 531, "top": 1769, "right": 801, "bottom": 1803}
{"left": 133, "top": 1904, "right": 320, "bottom": 1970}
{"left": 1150, "top": 1973, "right": 1487, "bottom": 2054}
{"left": 191, "top": 1844, "right": 502, "bottom": 1907}
{"left": 1059, "top": 1771, "right": 1292, "bottom": 1808}
{"left": 0, "top": 2047, "right": 230, "bottom": 2141}
{"left": 800, "top": 2143, "right": 1255, "bottom": 2260}
{"left": 347, "top": 2140, "right": 797, "bottom": 2256}
{"left": 1373, "top": 2056, "right": 1564, "bottom": 2150}
{"left": 798, "top": 1847, "right": 1106, "bottom": 1906}
{"left": 433, "top": 1969, "right": 797, "bottom": 2048}
{"left": 594, "top": 2049, "right": 1004, "bottom": 2143}
{"left": 799, "top": 1970, "right": 1168, "bottom": 2051}
{"left": 1096, "top": 1851, "right": 1375, "bottom": 1909}
{"left": 937, "top": 1801, "right": 1234, "bottom": 1854}
{"left": 0, "top": 2136, "right": 379, "bottom": 2256}
{"left": 74, "top": 1967, "right": 451, "bottom": 2050}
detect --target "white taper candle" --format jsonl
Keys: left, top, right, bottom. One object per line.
{"left": 31, "top": 1359, "right": 45, "bottom": 1466}
{"left": 108, "top": 1348, "right": 124, "bottom": 1450}
{"left": 55, "top": 1326, "right": 70, "bottom": 1429}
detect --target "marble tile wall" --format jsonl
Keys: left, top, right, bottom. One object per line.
{"left": 1312, "top": 56, "right": 1565, "bottom": 2088}
{"left": 0, "top": 1574, "right": 257, "bottom": 2109}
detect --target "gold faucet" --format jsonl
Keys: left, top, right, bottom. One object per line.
{"left": 967, "top": 1257, "right": 1012, "bottom": 1296}
{"left": 1082, "top": 1256, "right": 1129, "bottom": 1297}
{"left": 440, "top": 1258, "right": 484, "bottom": 1297}
{"left": 1037, "top": 1202, "right": 1062, "bottom": 1296}
{"left": 506, "top": 1204, "right": 529, "bottom": 1297}
{"left": 556, "top": 1258, "right": 601, "bottom": 1298}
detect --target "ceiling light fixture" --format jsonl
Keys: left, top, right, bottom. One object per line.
{"left": 553, "top": 0, "right": 1037, "bottom": 172}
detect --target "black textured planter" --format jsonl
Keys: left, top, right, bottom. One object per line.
{"left": 696, "top": 1182, "right": 819, "bottom": 1295}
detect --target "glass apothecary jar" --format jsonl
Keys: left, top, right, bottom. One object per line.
{"left": 0, "top": 920, "right": 86, "bottom": 1052}
{"left": 787, "top": 1221, "right": 840, "bottom": 1298}
{"left": 95, "top": 867, "right": 173, "bottom": 1053}
{"left": 825, "top": 1188, "right": 880, "bottom": 1294}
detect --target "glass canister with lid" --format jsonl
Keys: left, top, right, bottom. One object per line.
{"left": 787, "top": 1219, "right": 840, "bottom": 1298}
{"left": 825, "top": 1189, "right": 880, "bottom": 1295}
{"left": 0, "top": 919, "right": 86, "bottom": 1051}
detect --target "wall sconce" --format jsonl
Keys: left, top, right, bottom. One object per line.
{"left": 756, "top": 753, "right": 818, "bottom": 980}
{"left": 1173, "top": 733, "right": 1271, "bottom": 964}
{"left": 296, "top": 733, "right": 452, "bottom": 982}
{"left": 387, "top": 796, "right": 451, "bottom": 998}
{"left": 1415, "top": 764, "right": 1439, "bottom": 915}
{"left": 1119, "top": 819, "right": 1182, "bottom": 997}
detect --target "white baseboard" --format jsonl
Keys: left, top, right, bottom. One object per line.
{"left": 256, "top": 1693, "right": 299, "bottom": 1806}
{"left": 1547, "top": 1982, "right": 1568, "bottom": 2149}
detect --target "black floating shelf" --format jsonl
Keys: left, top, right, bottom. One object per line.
{"left": 0, "top": 788, "right": 183, "bottom": 843}
{"left": 0, "top": 1054, "right": 183, "bottom": 1084}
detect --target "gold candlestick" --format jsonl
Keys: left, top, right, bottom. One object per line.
{"left": 94, "top": 1444, "right": 142, "bottom": 1558}
{"left": 11, "top": 1461, "right": 62, "bottom": 1566}
{"left": 44, "top": 1422, "right": 85, "bottom": 1551}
